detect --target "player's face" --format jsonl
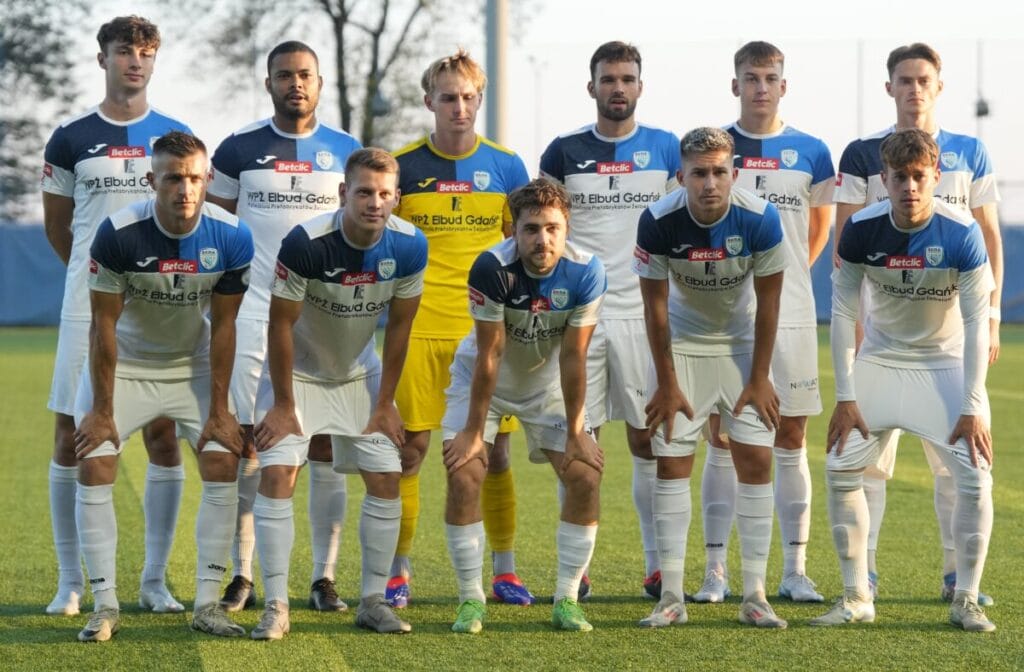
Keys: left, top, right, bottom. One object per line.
{"left": 678, "top": 150, "right": 737, "bottom": 224}
{"left": 881, "top": 159, "right": 940, "bottom": 228}
{"left": 425, "top": 72, "right": 482, "bottom": 136}
{"left": 886, "top": 59, "right": 943, "bottom": 116}
{"left": 514, "top": 206, "right": 568, "bottom": 276}
{"left": 588, "top": 59, "right": 642, "bottom": 123}
{"left": 732, "top": 62, "right": 786, "bottom": 116}
{"left": 148, "top": 151, "right": 210, "bottom": 227}
{"left": 98, "top": 40, "right": 156, "bottom": 94}
{"left": 266, "top": 51, "right": 323, "bottom": 120}
{"left": 339, "top": 167, "right": 399, "bottom": 239}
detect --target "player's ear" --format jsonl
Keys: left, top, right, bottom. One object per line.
{"left": 885, "top": 80, "right": 894, "bottom": 98}
{"left": 338, "top": 181, "right": 347, "bottom": 201}
{"left": 586, "top": 79, "right": 596, "bottom": 99}
{"left": 937, "top": 78, "right": 944, "bottom": 95}
{"left": 317, "top": 75, "right": 324, "bottom": 93}
{"left": 423, "top": 92, "right": 435, "bottom": 111}
{"left": 147, "top": 172, "right": 156, "bottom": 191}
{"left": 779, "top": 77, "right": 787, "bottom": 97}
{"left": 265, "top": 77, "right": 272, "bottom": 95}
{"left": 97, "top": 51, "right": 107, "bottom": 70}
{"left": 637, "top": 78, "right": 643, "bottom": 98}
{"left": 676, "top": 168, "right": 684, "bottom": 186}
{"left": 731, "top": 78, "right": 739, "bottom": 97}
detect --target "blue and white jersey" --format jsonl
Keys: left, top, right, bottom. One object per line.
{"left": 272, "top": 211, "right": 427, "bottom": 384}
{"left": 540, "top": 123, "right": 680, "bottom": 319}
{"left": 834, "top": 126, "right": 999, "bottom": 211}
{"left": 728, "top": 123, "right": 834, "bottom": 327}
{"left": 88, "top": 200, "right": 253, "bottom": 380}
{"left": 456, "top": 238, "right": 606, "bottom": 401}
{"left": 208, "top": 119, "right": 362, "bottom": 321}
{"left": 633, "top": 187, "right": 786, "bottom": 356}
{"left": 42, "top": 107, "right": 192, "bottom": 322}
{"left": 834, "top": 200, "right": 992, "bottom": 370}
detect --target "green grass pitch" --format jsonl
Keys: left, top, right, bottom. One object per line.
{"left": 1, "top": 327, "right": 1021, "bottom": 671}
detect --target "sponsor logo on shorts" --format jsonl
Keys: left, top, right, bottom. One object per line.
{"left": 597, "top": 161, "right": 632, "bottom": 174}
{"left": 108, "top": 146, "right": 145, "bottom": 159}
{"left": 688, "top": 248, "right": 725, "bottom": 261}
{"left": 437, "top": 180, "right": 472, "bottom": 193}
{"left": 274, "top": 160, "right": 312, "bottom": 173}
{"left": 275, "top": 261, "right": 289, "bottom": 280}
{"left": 160, "top": 259, "right": 197, "bottom": 274}
{"left": 743, "top": 157, "right": 778, "bottom": 170}
{"left": 342, "top": 271, "right": 376, "bottom": 285}
{"left": 885, "top": 255, "right": 924, "bottom": 269}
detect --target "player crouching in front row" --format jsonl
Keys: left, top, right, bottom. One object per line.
{"left": 813, "top": 128, "right": 996, "bottom": 632}
{"left": 442, "top": 178, "right": 606, "bottom": 633}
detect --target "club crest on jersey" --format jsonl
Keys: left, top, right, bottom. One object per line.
{"left": 199, "top": 248, "right": 218, "bottom": 270}
{"left": 940, "top": 152, "right": 958, "bottom": 169}
{"left": 473, "top": 170, "right": 491, "bottom": 190}
{"left": 316, "top": 151, "right": 334, "bottom": 170}
{"left": 781, "top": 149, "right": 798, "bottom": 168}
{"left": 377, "top": 258, "right": 396, "bottom": 280}
{"left": 550, "top": 288, "right": 569, "bottom": 309}
{"left": 725, "top": 235, "right": 743, "bottom": 256}
{"left": 926, "top": 245, "right": 944, "bottom": 266}
{"left": 633, "top": 151, "right": 650, "bottom": 169}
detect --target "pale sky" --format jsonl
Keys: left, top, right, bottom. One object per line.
{"left": 71, "top": 1, "right": 1024, "bottom": 221}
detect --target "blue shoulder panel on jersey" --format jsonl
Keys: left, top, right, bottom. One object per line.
{"left": 468, "top": 250, "right": 509, "bottom": 303}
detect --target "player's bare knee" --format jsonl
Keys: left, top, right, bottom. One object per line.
{"left": 78, "top": 455, "right": 117, "bottom": 486}
{"left": 656, "top": 455, "right": 693, "bottom": 480}
{"left": 774, "top": 417, "right": 807, "bottom": 450}
{"left": 730, "top": 444, "right": 773, "bottom": 483}
{"left": 53, "top": 413, "right": 78, "bottom": 465}
{"left": 142, "top": 417, "right": 181, "bottom": 466}
{"left": 487, "top": 441, "right": 511, "bottom": 472}
{"left": 563, "top": 461, "right": 602, "bottom": 496}
{"left": 626, "top": 425, "right": 654, "bottom": 459}
{"left": 258, "top": 465, "right": 299, "bottom": 498}
{"left": 400, "top": 432, "right": 430, "bottom": 474}
{"left": 362, "top": 470, "right": 400, "bottom": 499}
{"left": 448, "top": 460, "right": 485, "bottom": 495}
{"left": 198, "top": 451, "right": 239, "bottom": 482}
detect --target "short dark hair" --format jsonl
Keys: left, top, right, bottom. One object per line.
{"left": 267, "top": 41, "right": 319, "bottom": 77}
{"left": 508, "top": 178, "right": 570, "bottom": 224}
{"left": 880, "top": 128, "right": 939, "bottom": 171}
{"left": 887, "top": 43, "right": 941, "bottom": 79}
{"left": 153, "top": 131, "right": 207, "bottom": 159}
{"left": 96, "top": 16, "right": 160, "bottom": 54}
{"left": 734, "top": 41, "right": 784, "bottom": 74}
{"left": 345, "top": 147, "right": 400, "bottom": 180}
{"left": 589, "top": 41, "right": 641, "bottom": 80}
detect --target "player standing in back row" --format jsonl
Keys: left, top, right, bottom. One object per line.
{"left": 41, "top": 15, "right": 192, "bottom": 617}
{"left": 389, "top": 50, "right": 533, "bottom": 607}
{"left": 539, "top": 41, "right": 680, "bottom": 600}
{"left": 693, "top": 41, "right": 835, "bottom": 604}
{"left": 833, "top": 43, "right": 1002, "bottom": 604}
{"left": 206, "top": 40, "right": 362, "bottom": 614}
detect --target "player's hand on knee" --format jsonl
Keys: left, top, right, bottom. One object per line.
{"left": 826, "top": 401, "right": 867, "bottom": 456}
{"left": 561, "top": 430, "right": 604, "bottom": 475}
{"left": 949, "top": 414, "right": 993, "bottom": 468}
{"left": 645, "top": 383, "right": 693, "bottom": 442}
{"left": 734, "top": 377, "right": 780, "bottom": 430}
{"left": 363, "top": 403, "right": 406, "bottom": 449}
{"left": 443, "top": 430, "right": 487, "bottom": 473}
{"left": 73, "top": 411, "right": 120, "bottom": 459}
{"left": 254, "top": 404, "right": 303, "bottom": 452}
{"left": 199, "top": 410, "right": 244, "bottom": 456}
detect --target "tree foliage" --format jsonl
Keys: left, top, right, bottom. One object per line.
{"left": 0, "top": 0, "right": 87, "bottom": 220}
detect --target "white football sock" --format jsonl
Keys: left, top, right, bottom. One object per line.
{"left": 826, "top": 470, "right": 870, "bottom": 601}
{"left": 774, "top": 446, "right": 811, "bottom": 577}
{"left": 195, "top": 481, "right": 238, "bottom": 607}
{"left": 862, "top": 474, "right": 885, "bottom": 574}
{"left": 446, "top": 521, "right": 487, "bottom": 604}
{"left": 702, "top": 446, "right": 735, "bottom": 573}
{"left": 232, "top": 457, "right": 260, "bottom": 580}
{"left": 308, "top": 460, "right": 347, "bottom": 583}
{"left": 952, "top": 467, "right": 993, "bottom": 599}
{"left": 736, "top": 482, "right": 773, "bottom": 599}
{"left": 141, "top": 463, "right": 184, "bottom": 589}
{"left": 360, "top": 495, "right": 401, "bottom": 598}
{"left": 49, "top": 461, "right": 83, "bottom": 589}
{"left": 554, "top": 522, "right": 597, "bottom": 602}
{"left": 654, "top": 477, "right": 691, "bottom": 599}
{"left": 933, "top": 473, "right": 957, "bottom": 575}
{"left": 254, "top": 493, "right": 294, "bottom": 605}
{"left": 632, "top": 456, "right": 659, "bottom": 576}
{"left": 76, "top": 483, "right": 119, "bottom": 610}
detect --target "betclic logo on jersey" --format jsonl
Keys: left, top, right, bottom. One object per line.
{"left": 597, "top": 161, "right": 633, "bottom": 174}
{"left": 885, "top": 256, "right": 924, "bottom": 269}
{"left": 437, "top": 181, "right": 472, "bottom": 193}
{"left": 688, "top": 248, "right": 726, "bottom": 262}
{"left": 107, "top": 146, "right": 145, "bottom": 159}
{"left": 159, "top": 259, "right": 198, "bottom": 274}
{"left": 274, "top": 160, "right": 313, "bottom": 173}
{"left": 742, "top": 157, "right": 778, "bottom": 170}
{"left": 342, "top": 271, "right": 376, "bottom": 286}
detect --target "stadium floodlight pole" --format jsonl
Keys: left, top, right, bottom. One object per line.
{"left": 485, "top": 0, "right": 508, "bottom": 144}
